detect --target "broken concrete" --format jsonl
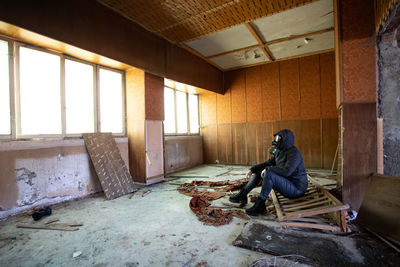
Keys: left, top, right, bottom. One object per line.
{"left": 378, "top": 4, "right": 400, "bottom": 176}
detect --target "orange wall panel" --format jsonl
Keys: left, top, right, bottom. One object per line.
{"left": 261, "top": 63, "right": 281, "bottom": 121}
{"left": 320, "top": 52, "right": 338, "bottom": 118}
{"left": 280, "top": 59, "right": 300, "bottom": 120}
{"left": 299, "top": 56, "right": 321, "bottom": 120}
{"left": 229, "top": 71, "right": 246, "bottom": 123}
{"left": 200, "top": 93, "right": 217, "bottom": 126}
{"left": 217, "top": 89, "right": 231, "bottom": 124}
{"left": 246, "top": 66, "right": 263, "bottom": 122}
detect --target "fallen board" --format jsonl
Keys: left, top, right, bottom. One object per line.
{"left": 356, "top": 173, "right": 400, "bottom": 243}
{"left": 270, "top": 175, "right": 349, "bottom": 231}
{"left": 233, "top": 222, "right": 400, "bottom": 267}
{"left": 83, "top": 133, "right": 137, "bottom": 200}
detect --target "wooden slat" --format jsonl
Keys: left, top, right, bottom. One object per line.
{"left": 282, "top": 196, "right": 329, "bottom": 208}
{"left": 283, "top": 199, "right": 332, "bottom": 212}
{"left": 245, "top": 22, "right": 274, "bottom": 61}
{"left": 280, "top": 221, "right": 341, "bottom": 232}
{"left": 281, "top": 204, "right": 349, "bottom": 221}
{"left": 270, "top": 190, "right": 283, "bottom": 220}
{"left": 278, "top": 192, "right": 324, "bottom": 203}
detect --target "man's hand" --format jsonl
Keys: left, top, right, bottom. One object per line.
{"left": 261, "top": 168, "right": 267, "bottom": 178}
{"left": 246, "top": 170, "right": 252, "bottom": 179}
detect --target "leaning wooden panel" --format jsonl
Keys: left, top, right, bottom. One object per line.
{"left": 270, "top": 175, "right": 349, "bottom": 231}
{"left": 83, "top": 133, "right": 137, "bottom": 200}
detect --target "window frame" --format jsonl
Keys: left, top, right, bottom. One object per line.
{"left": 0, "top": 38, "right": 127, "bottom": 140}
{"left": 164, "top": 85, "right": 200, "bottom": 136}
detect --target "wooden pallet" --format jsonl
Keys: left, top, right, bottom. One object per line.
{"left": 270, "top": 175, "right": 349, "bottom": 232}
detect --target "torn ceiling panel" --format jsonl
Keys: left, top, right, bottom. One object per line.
{"left": 210, "top": 47, "right": 269, "bottom": 70}
{"left": 269, "top": 31, "right": 334, "bottom": 60}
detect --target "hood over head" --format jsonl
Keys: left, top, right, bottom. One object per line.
{"left": 273, "top": 129, "right": 294, "bottom": 151}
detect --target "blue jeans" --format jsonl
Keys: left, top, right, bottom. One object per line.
{"left": 243, "top": 170, "right": 307, "bottom": 201}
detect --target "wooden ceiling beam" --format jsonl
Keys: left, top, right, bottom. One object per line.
{"left": 180, "top": 44, "right": 223, "bottom": 71}
{"left": 245, "top": 22, "right": 274, "bottom": 61}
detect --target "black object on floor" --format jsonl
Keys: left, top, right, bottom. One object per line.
{"left": 233, "top": 222, "right": 400, "bottom": 267}
{"left": 32, "top": 207, "right": 52, "bottom": 221}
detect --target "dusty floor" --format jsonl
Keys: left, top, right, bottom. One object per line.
{"left": 0, "top": 165, "right": 391, "bottom": 267}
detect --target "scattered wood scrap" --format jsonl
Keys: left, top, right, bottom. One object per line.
{"left": 270, "top": 175, "right": 349, "bottom": 232}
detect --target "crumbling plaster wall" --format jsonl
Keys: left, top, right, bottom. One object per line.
{"left": 378, "top": 7, "right": 400, "bottom": 177}
{"left": 0, "top": 138, "right": 129, "bottom": 220}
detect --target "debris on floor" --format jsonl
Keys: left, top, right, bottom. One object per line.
{"left": 189, "top": 195, "right": 248, "bottom": 226}
{"left": 16, "top": 217, "right": 83, "bottom": 231}
{"left": 233, "top": 222, "right": 400, "bottom": 267}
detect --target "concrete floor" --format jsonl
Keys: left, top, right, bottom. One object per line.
{"left": 0, "top": 165, "right": 336, "bottom": 267}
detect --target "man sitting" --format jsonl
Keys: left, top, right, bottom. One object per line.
{"left": 229, "top": 129, "right": 308, "bottom": 216}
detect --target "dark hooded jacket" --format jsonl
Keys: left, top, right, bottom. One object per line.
{"left": 250, "top": 129, "right": 308, "bottom": 191}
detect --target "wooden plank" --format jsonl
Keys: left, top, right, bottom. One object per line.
{"left": 280, "top": 221, "right": 341, "bottom": 232}
{"left": 208, "top": 44, "right": 261, "bottom": 59}
{"left": 202, "top": 124, "right": 217, "bottom": 163}
{"left": 217, "top": 124, "right": 232, "bottom": 164}
{"left": 308, "top": 175, "right": 344, "bottom": 206}
{"left": 281, "top": 204, "right": 349, "bottom": 221}
{"left": 283, "top": 199, "right": 332, "bottom": 212}
{"left": 320, "top": 52, "right": 337, "bottom": 118}
{"left": 232, "top": 123, "right": 247, "bottom": 165}
{"left": 266, "top": 28, "right": 335, "bottom": 46}
{"left": 278, "top": 192, "right": 324, "bottom": 203}
{"left": 281, "top": 196, "right": 329, "bottom": 208}
{"left": 270, "top": 190, "right": 283, "bottom": 221}
{"left": 299, "top": 119, "right": 322, "bottom": 168}
{"left": 247, "top": 122, "right": 265, "bottom": 165}
{"left": 200, "top": 93, "right": 217, "bottom": 126}
{"left": 17, "top": 224, "right": 79, "bottom": 231}
{"left": 322, "top": 118, "right": 339, "bottom": 169}
{"left": 245, "top": 22, "right": 273, "bottom": 61}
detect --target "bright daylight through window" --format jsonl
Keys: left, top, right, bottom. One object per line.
{"left": 0, "top": 40, "right": 10, "bottom": 135}
{"left": 0, "top": 39, "right": 126, "bottom": 139}
{"left": 163, "top": 81, "right": 199, "bottom": 135}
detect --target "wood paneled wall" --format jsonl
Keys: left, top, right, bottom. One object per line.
{"left": 201, "top": 52, "right": 338, "bottom": 169}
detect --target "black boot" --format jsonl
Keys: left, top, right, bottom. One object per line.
{"left": 229, "top": 188, "right": 248, "bottom": 205}
{"left": 245, "top": 197, "right": 266, "bottom": 216}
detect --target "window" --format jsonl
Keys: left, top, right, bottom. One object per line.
{"left": 19, "top": 46, "right": 61, "bottom": 135}
{"left": 0, "top": 40, "right": 10, "bottom": 135}
{"left": 99, "top": 68, "right": 124, "bottom": 133}
{"left": 65, "top": 59, "right": 95, "bottom": 134}
{"left": 0, "top": 38, "right": 126, "bottom": 139}
{"left": 163, "top": 83, "right": 199, "bottom": 135}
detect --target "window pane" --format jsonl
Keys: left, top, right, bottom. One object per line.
{"left": 65, "top": 59, "right": 95, "bottom": 134}
{"left": 176, "top": 91, "right": 187, "bottom": 133}
{"left": 164, "top": 88, "right": 175, "bottom": 133}
{"left": 188, "top": 94, "right": 199, "bottom": 134}
{"left": 0, "top": 40, "right": 10, "bottom": 135}
{"left": 19, "top": 47, "right": 61, "bottom": 135}
{"left": 99, "top": 68, "right": 123, "bottom": 133}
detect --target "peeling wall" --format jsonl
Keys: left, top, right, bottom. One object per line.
{"left": 164, "top": 136, "right": 203, "bottom": 174}
{"left": 0, "top": 138, "right": 129, "bottom": 219}
{"left": 378, "top": 5, "right": 400, "bottom": 177}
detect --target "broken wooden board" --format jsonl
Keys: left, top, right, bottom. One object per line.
{"left": 83, "top": 133, "right": 137, "bottom": 200}
{"left": 16, "top": 224, "right": 79, "bottom": 231}
{"left": 270, "top": 175, "right": 349, "bottom": 231}
{"left": 233, "top": 222, "right": 400, "bottom": 267}
{"left": 356, "top": 174, "right": 400, "bottom": 243}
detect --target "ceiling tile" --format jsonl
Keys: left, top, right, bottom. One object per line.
{"left": 185, "top": 24, "right": 258, "bottom": 57}
{"left": 210, "top": 47, "right": 268, "bottom": 70}
{"left": 252, "top": 0, "right": 333, "bottom": 43}
{"left": 269, "top": 31, "right": 334, "bottom": 59}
